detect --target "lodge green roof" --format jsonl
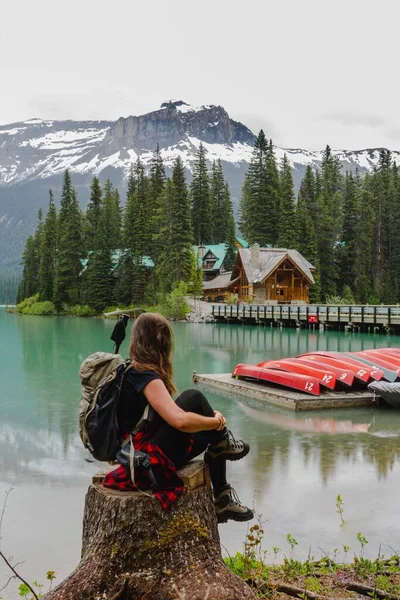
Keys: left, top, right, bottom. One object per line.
{"left": 236, "top": 237, "right": 249, "bottom": 248}
{"left": 193, "top": 237, "right": 248, "bottom": 270}
{"left": 80, "top": 250, "right": 154, "bottom": 272}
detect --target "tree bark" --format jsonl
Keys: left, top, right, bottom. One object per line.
{"left": 44, "top": 460, "right": 255, "bottom": 600}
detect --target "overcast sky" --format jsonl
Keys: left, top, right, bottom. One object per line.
{"left": 1, "top": 0, "right": 399, "bottom": 150}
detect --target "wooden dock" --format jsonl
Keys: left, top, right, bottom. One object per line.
{"left": 193, "top": 371, "right": 377, "bottom": 411}
{"left": 211, "top": 304, "right": 400, "bottom": 334}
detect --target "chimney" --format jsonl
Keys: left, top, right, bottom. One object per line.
{"left": 198, "top": 242, "right": 206, "bottom": 259}
{"left": 250, "top": 243, "right": 261, "bottom": 270}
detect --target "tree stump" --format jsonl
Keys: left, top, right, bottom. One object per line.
{"left": 44, "top": 460, "right": 256, "bottom": 600}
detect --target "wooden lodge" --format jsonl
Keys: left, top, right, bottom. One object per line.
{"left": 194, "top": 237, "right": 248, "bottom": 282}
{"left": 203, "top": 244, "right": 315, "bottom": 304}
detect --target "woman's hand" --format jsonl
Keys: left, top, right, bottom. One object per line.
{"left": 214, "top": 410, "right": 226, "bottom": 431}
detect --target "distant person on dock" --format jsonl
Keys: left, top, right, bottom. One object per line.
{"left": 110, "top": 314, "right": 130, "bottom": 353}
{"left": 104, "top": 312, "right": 253, "bottom": 524}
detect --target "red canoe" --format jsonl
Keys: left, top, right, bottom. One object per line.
{"left": 232, "top": 364, "right": 321, "bottom": 396}
{"left": 298, "top": 351, "right": 383, "bottom": 381}
{"left": 293, "top": 357, "right": 355, "bottom": 387}
{"left": 350, "top": 352, "right": 400, "bottom": 377}
{"left": 257, "top": 359, "right": 337, "bottom": 390}
{"left": 360, "top": 349, "right": 400, "bottom": 368}
{"left": 342, "top": 353, "right": 398, "bottom": 383}
{"left": 374, "top": 348, "right": 400, "bottom": 355}
{"left": 297, "top": 353, "right": 370, "bottom": 383}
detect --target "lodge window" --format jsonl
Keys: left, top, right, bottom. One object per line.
{"left": 204, "top": 260, "right": 216, "bottom": 269}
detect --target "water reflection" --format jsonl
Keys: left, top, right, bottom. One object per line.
{"left": 6, "top": 314, "right": 400, "bottom": 490}
{"left": 234, "top": 395, "right": 400, "bottom": 486}
{"left": 4, "top": 311, "right": 400, "bottom": 582}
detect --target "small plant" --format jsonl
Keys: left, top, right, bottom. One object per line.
{"left": 342, "top": 544, "right": 351, "bottom": 561}
{"left": 272, "top": 546, "right": 281, "bottom": 563}
{"left": 336, "top": 494, "right": 345, "bottom": 525}
{"left": 357, "top": 532, "right": 369, "bottom": 558}
{"left": 286, "top": 533, "right": 298, "bottom": 558}
{"left": 17, "top": 571, "right": 56, "bottom": 599}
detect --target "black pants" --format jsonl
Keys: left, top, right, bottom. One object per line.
{"left": 149, "top": 389, "right": 227, "bottom": 493}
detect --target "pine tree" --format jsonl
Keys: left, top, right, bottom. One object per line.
{"left": 18, "top": 209, "right": 44, "bottom": 300}
{"left": 239, "top": 175, "right": 253, "bottom": 242}
{"left": 188, "top": 249, "right": 204, "bottom": 299}
{"left": 85, "top": 177, "right": 102, "bottom": 251}
{"left": 116, "top": 187, "right": 136, "bottom": 306}
{"left": 210, "top": 160, "right": 226, "bottom": 242}
{"left": 296, "top": 195, "right": 321, "bottom": 302}
{"left": 116, "top": 160, "right": 150, "bottom": 304}
{"left": 265, "top": 139, "right": 280, "bottom": 245}
{"left": 316, "top": 146, "right": 343, "bottom": 299}
{"left": 158, "top": 158, "right": 193, "bottom": 290}
{"left": 101, "top": 180, "right": 121, "bottom": 249}
{"left": 222, "top": 182, "right": 234, "bottom": 241}
{"left": 389, "top": 166, "right": 400, "bottom": 302}
{"left": 149, "top": 144, "right": 166, "bottom": 263}
{"left": 18, "top": 235, "right": 39, "bottom": 300}
{"left": 240, "top": 130, "right": 268, "bottom": 245}
{"left": 85, "top": 191, "right": 117, "bottom": 311}
{"left": 353, "top": 176, "right": 375, "bottom": 303}
{"left": 278, "top": 154, "right": 297, "bottom": 248}
{"left": 297, "top": 164, "right": 320, "bottom": 301}
{"left": 112, "top": 188, "right": 122, "bottom": 249}
{"left": 299, "top": 165, "right": 317, "bottom": 215}
{"left": 371, "top": 150, "right": 395, "bottom": 302}
{"left": 191, "top": 143, "right": 212, "bottom": 244}
{"left": 127, "top": 164, "right": 137, "bottom": 198}
{"left": 224, "top": 214, "right": 237, "bottom": 271}
{"left": 240, "top": 132, "right": 279, "bottom": 246}
{"left": 150, "top": 143, "right": 166, "bottom": 202}
{"left": 339, "top": 172, "right": 361, "bottom": 296}
{"left": 53, "top": 171, "right": 83, "bottom": 309}
{"left": 38, "top": 190, "right": 58, "bottom": 301}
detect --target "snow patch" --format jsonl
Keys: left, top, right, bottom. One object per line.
{"left": 24, "top": 118, "right": 43, "bottom": 124}
{"left": 0, "top": 127, "right": 26, "bottom": 135}
{"left": 177, "top": 104, "right": 214, "bottom": 114}
{"left": 188, "top": 136, "right": 253, "bottom": 163}
{"left": 27, "top": 128, "right": 108, "bottom": 149}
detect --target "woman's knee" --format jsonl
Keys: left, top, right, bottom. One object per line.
{"left": 175, "top": 389, "right": 212, "bottom": 413}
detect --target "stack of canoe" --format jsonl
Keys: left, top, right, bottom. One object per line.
{"left": 232, "top": 348, "right": 400, "bottom": 405}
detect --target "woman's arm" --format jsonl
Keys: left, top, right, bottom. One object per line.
{"left": 143, "top": 379, "right": 225, "bottom": 433}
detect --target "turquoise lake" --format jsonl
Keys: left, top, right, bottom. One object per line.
{"left": 1, "top": 307, "right": 400, "bottom": 595}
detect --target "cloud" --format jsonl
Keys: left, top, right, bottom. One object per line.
{"left": 232, "top": 113, "right": 280, "bottom": 141}
{"left": 320, "top": 111, "right": 388, "bottom": 128}
{"left": 384, "top": 127, "right": 400, "bottom": 141}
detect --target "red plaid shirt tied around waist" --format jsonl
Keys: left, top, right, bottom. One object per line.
{"left": 103, "top": 431, "right": 193, "bottom": 511}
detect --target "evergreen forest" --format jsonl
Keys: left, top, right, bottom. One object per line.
{"left": 15, "top": 146, "right": 236, "bottom": 314}
{"left": 15, "top": 132, "right": 400, "bottom": 312}
{"left": 240, "top": 131, "right": 400, "bottom": 305}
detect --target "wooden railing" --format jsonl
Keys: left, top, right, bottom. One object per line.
{"left": 211, "top": 304, "right": 400, "bottom": 326}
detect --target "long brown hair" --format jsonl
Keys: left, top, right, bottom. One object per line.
{"left": 129, "top": 313, "right": 177, "bottom": 395}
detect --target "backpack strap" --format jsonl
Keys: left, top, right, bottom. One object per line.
{"left": 120, "top": 434, "right": 157, "bottom": 491}
{"left": 132, "top": 404, "right": 150, "bottom": 436}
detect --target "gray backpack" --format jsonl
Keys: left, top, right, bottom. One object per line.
{"left": 79, "top": 352, "right": 149, "bottom": 463}
{"left": 79, "top": 352, "right": 127, "bottom": 452}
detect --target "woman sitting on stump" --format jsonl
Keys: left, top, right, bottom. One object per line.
{"left": 103, "top": 312, "right": 253, "bottom": 524}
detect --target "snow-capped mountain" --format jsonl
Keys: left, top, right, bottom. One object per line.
{"left": 0, "top": 101, "right": 255, "bottom": 187}
{"left": 0, "top": 99, "right": 398, "bottom": 275}
{"left": 0, "top": 100, "right": 397, "bottom": 189}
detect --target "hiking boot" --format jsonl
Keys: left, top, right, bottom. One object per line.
{"left": 214, "top": 484, "right": 254, "bottom": 523}
{"left": 205, "top": 429, "right": 250, "bottom": 462}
